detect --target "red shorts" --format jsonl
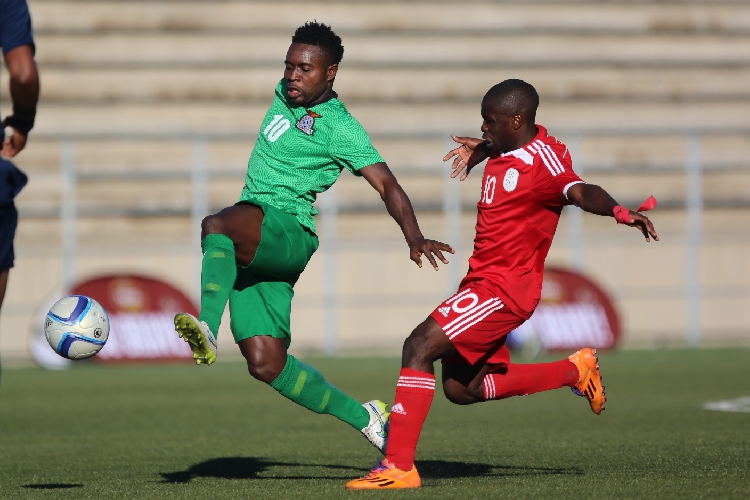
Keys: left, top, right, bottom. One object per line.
{"left": 429, "top": 280, "right": 525, "bottom": 366}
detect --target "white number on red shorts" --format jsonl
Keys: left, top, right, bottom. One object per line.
{"left": 446, "top": 289, "right": 479, "bottom": 313}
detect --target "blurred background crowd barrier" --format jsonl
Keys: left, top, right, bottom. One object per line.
{"left": 3, "top": 0, "right": 750, "bottom": 363}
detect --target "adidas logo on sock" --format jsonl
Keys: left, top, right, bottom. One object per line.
{"left": 391, "top": 403, "right": 407, "bottom": 415}
{"left": 438, "top": 306, "right": 451, "bottom": 317}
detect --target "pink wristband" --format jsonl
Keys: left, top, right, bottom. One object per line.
{"left": 613, "top": 205, "right": 631, "bottom": 224}
{"left": 637, "top": 196, "right": 658, "bottom": 212}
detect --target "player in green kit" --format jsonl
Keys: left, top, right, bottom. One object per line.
{"left": 173, "top": 22, "right": 454, "bottom": 453}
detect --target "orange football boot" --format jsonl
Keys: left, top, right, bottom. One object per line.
{"left": 345, "top": 459, "right": 421, "bottom": 490}
{"left": 568, "top": 348, "right": 606, "bottom": 415}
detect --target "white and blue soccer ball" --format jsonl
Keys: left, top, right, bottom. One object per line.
{"left": 44, "top": 295, "right": 110, "bottom": 360}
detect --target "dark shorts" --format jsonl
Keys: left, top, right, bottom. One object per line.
{"left": 0, "top": 158, "right": 27, "bottom": 273}
{"left": 0, "top": 204, "right": 19, "bottom": 272}
{"left": 430, "top": 280, "right": 526, "bottom": 367}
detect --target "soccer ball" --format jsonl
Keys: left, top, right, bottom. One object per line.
{"left": 44, "top": 295, "right": 110, "bottom": 360}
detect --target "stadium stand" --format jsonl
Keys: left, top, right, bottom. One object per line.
{"left": 2, "top": 0, "right": 749, "bottom": 362}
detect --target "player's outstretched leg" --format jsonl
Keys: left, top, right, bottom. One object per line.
{"left": 442, "top": 347, "right": 604, "bottom": 414}
{"left": 174, "top": 231, "right": 236, "bottom": 365}
{"left": 175, "top": 205, "right": 263, "bottom": 365}
{"left": 568, "top": 348, "right": 606, "bottom": 414}
{"left": 174, "top": 312, "right": 218, "bottom": 365}
{"left": 195, "top": 232, "right": 238, "bottom": 337}
{"left": 270, "top": 357, "right": 389, "bottom": 452}
{"left": 443, "top": 350, "right": 580, "bottom": 405}
{"left": 242, "top": 337, "right": 389, "bottom": 452}
{"left": 269, "top": 355, "right": 388, "bottom": 452}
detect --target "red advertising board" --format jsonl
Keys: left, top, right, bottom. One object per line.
{"left": 70, "top": 275, "right": 196, "bottom": 362}
{"left": 508, "top": 267, "right": 621, "bottom": 351}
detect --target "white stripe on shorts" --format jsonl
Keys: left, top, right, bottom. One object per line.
{"left": 447, "top": 302, "right": 505, "bottom": 340}
{"left": 443, "top": 298, "right": 501, "bottom": 331}
{"left": 444, "top": 299, "right": 503, "bottom": 338}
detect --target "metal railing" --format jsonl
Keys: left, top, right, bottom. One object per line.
{"left": 39, "top": 127, "right": 750, "bottom": 350}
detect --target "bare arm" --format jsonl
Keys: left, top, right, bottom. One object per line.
{"left": 359, "top": 162, "right": 455, "bottom": 269}
{"left": 3, "top": 44, "right": 39, "bottom": 157}
{"left": 567, "top": 183, "right": 659, "bottom": 242}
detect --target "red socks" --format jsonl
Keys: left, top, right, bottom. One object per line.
{"left": 385, "top": 368, "right": 435, "bottom": 471}
{"left": 385, "top": 361, "right": 578, "bottom": 471}
{"left": 483, "top": 359, "right": 579, "bottom": 400}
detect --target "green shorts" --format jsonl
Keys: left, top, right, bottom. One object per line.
{"left": 228, "top": 200, "right": 319, "bottom": 346}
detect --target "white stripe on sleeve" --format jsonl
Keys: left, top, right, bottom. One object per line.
{"left": 563, "top": 180, "right": 585, "bottom": 200}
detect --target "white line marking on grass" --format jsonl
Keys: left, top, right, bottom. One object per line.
{"left": 703, "top": 397, "right": 750, "bottom": 413}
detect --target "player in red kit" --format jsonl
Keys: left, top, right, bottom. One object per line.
{"left": 346, "top": 79, "right": 659, "bottom": 490}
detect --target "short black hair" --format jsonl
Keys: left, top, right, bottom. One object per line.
{"left": 483, "top": 79, "right": 539, "bottom": 123}
{"left": 291, "top": 21, "right": 344, "bottom": 65}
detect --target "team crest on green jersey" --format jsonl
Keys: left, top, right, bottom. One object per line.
{"left": 296, "top": 110, "right": 321, "bottom": 136}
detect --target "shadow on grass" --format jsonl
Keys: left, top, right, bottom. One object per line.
{"left": 160, "top": 457, "right": 361, "bottom": 483}
{"left": 160, "top": 457, "right": 582, "bottom": 483}
{"left": 418, "top": 460, "right": 583, "bottom": 479}
{"left": 23, "top": 483, "right": 84, "bottom": 490}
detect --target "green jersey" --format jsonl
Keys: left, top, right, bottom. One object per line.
{"left": 240, "top": 79, "right": 384, "bottom": 234}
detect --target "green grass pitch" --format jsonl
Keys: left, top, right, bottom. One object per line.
{"left": 1, "top": 348, "right": 749, "bottom": 498}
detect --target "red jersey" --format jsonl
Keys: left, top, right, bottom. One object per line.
{"left": 460, "top": 125, "right": 584, "bottom": 319}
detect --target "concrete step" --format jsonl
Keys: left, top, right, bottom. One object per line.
{"left": 16, "top": 168, "right": 750, "bottom": 217}
{"left": 13, "top": 134, "right": 750, "bottom": 175}
{"left": 22, "top": 100, "right": 750, "bottom": 136}
{"left": 29, "top": 1, "right": 750, "bottom": 35}
{"left": 32, "top": 33, "right": 750, "bottom": 67}
{"left": 10, "top": 138, "right": 449, "bottom": 172}
{"left": 13, "top": 67, "right": 750, "bottom": 103}
{"left": 14, "top": 126, "right": 748, "bottom": 221}
{"left": 577, "top": 135, "right": 750, "bottom": 172}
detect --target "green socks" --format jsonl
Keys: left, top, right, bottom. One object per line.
{"left": 198, "top": 233, "right": 237, "bottom": 335}
{"left": 270, "top": 355, "right": 370, "bottom": 430}
{"left": 200, "top": 235, "right": 369, "bottom": 431}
